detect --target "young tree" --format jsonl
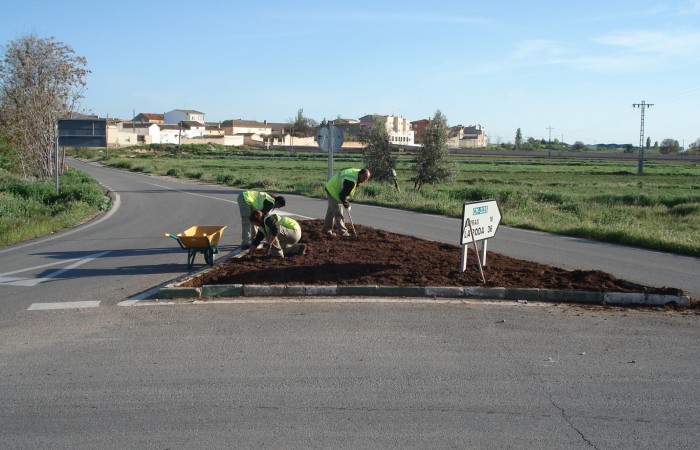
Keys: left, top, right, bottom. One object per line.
{"left": 572, "top": 141, "right": 586, "bottom": 151}
{"left": 411, "top": 110, "right": 457, "bottom": 191}
{"left": 361, "top": 115, "right": 396, "bottom": 181}
{"left": 514, "top": 128, "right": 523, "bottom": 150}
{"left": 0, "top": 35, "right": 89, "bottom": 178}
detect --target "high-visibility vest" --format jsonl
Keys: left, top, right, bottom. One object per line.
{"left": 242, "top": 191, "right": 273, "bottom": 210}
{"left": 261, "top": 214, "right": 300, "bottom": 237}
{"left": 325, "top": 168, "right": 360, "bottom": 202}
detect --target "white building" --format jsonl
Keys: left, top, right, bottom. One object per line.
{"left": 164, "top": 109, "right": 205, "bottom": 125}
{"left": 358, "top": 114, "right": 415, "bottom": 146}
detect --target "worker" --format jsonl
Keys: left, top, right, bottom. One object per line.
{"left": 249, "top": 210, "right": 306, "bottom": 258}
{"left": 237, "top": 190, "right": 285, "bottom": 249}
{"left": 323, "top": 167, "right": 371, "bottom": 237}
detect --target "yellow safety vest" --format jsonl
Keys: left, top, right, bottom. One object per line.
{"left": 325, "top": 168, "right": 360, "bottom": 202}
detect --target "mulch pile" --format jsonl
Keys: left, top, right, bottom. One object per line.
{"left": 180, "top": 220, "right": 684, "bottom": 297}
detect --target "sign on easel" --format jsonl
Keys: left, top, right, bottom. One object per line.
{"left": 460, "top": 200, "right": 501, "bottom": 279}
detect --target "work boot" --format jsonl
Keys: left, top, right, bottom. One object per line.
{"left": 324, "top": 230, "right": 334, "bottom": 237}
{"left": 298, "top": 244, "right": 307, "bottom": 256}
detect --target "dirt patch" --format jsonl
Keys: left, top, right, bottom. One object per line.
{"left": 181, "top": 219, "right": 684, "bottom": 297}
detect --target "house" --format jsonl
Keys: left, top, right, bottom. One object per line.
{"left": 359, "top": 114, "right": 414, "bottom": 146}
{"left": 448, "top": 124, "right": 489, "bottom": 148}
{"left": 116, "top": 121, "right": 161, "bottom": 145}
{"left": 133, "top": 113, "right": 165, "bottom": 124}
{"left": 410, "top": 119, "right": 431, "bottom": 144}
{"left": 220, "top": 119, "right": 273, "bottom": 147}
{"left": 221, "top": 119, "right": 273, "bottom": 136}
{"left": 164, "top": 109, "right": 205, "bottom": 125}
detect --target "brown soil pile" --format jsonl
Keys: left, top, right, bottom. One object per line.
{"left": 181, "top": 220, "right": 684, "bottom": 296}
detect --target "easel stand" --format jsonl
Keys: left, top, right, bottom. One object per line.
{"left": 460, "top": 219, "right": 487, "bottom": 283}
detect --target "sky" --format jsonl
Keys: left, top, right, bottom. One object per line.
{"left": 2, "top": 0, "right": 699, "bottom": 146}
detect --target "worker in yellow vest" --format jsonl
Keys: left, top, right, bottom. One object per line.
{"left": 237, "top": 190, "right": 285, "bottom": 249}
{"left": 323, "top": 168, "right": 371, "bottom": 236}
{"left": 249, "top": 210, "right": 306, "bottom": 258}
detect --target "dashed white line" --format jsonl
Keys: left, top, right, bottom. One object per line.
{"left": 28, "top": 301, "right": 101, "bottom": 310}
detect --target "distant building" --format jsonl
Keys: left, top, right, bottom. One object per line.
{"left": 448, "top": 124, "right": 489, "bottom": 148}
{"left": 164, "top": 109, "right": 205, "bottom": 125}
{"left": 358, "top": 114, "right": 414, "bottom": 146}
{"left": 410, "top": 119, "right": 431, "bottom": 144}
{"left": 133, "top": 112, "right": 165, "bottom": 124}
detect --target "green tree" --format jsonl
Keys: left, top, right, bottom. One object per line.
{"left": 361, "top": 115, "right": 396, "bottom": 181}
{"left": 0, "top": 34, "right": 89, "bottom": 178}
{"left": 646, "top": 136, "right": 651, "bottom": 150}
{"left": 286, "top": 108, "right": 318, "bottom": 137}
{"left": 411, "top": 110, "right": 457, "bottom": 191}
{"left": 515, "top": 128, "right": 523, "bottom": 150}
{"left": 688, "top": 137, "right": 700, "bottom": 154}
{"left": 572, "top": 141, "right": 586, "bottom": 151}
{"left": 659, "top": 138, "right": 680, "bottom": 154}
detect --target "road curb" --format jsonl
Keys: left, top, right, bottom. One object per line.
{"left": 159, "top": 282, "right": 690, "bottom": 307}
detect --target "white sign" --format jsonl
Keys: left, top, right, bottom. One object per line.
{"left": 316, "top": 125, "right": 344, "bottom": 153}
{"left": 460, "top": 200, "right": 501, "bottom": 245}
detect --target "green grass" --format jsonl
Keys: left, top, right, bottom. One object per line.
{"left": 68, "top": 145, "right": 700, "bottom": 256}
{"left": 0, "top": 168, "right": 109, "bottom": 246}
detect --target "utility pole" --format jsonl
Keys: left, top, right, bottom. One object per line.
{"left": 633, "top": 100, "right": 653, "bottom": 174}
{"left": 546, "top": 126, "right": 555, "bottom": 157}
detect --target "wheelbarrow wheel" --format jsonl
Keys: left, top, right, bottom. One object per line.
{"left": 204, "top": 248, "right": 215, "bottom": 266}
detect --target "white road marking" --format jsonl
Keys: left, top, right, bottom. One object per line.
{"left": 144, "top": 181, "right": 314, "bottom": 219}
{"left": 28, "top": 301, "right": 101, "bottom": 310}
{"left": 0, "top": 251, "right": 111, "bottom": 287}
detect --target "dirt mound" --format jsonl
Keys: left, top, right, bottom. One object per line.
{"left": 181, "top": 220, "right": 684, "bottom": 296}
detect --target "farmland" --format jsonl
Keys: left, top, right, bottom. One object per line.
{"left": 69, "top": 145, "right": 700, "bottom": 256}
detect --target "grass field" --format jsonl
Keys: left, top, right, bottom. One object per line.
{"left": 68, "top": 145, "right": 700, "bottom": 256}
{"left": 0, "top": 168, "right": 109, "bottom": 247}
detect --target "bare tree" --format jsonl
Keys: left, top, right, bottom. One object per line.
{"left": 411, "top": 110, "right": 457, "bottom": 191}
{"left": 0, "top": 35, "right": 89, "bottom": 178}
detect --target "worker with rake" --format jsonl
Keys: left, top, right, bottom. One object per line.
{"left": 249, "top": 210, "right": 306, "bottom": 258}
{"left": 322, "top": 168, "right": 371, "bottom": 237}
{"left": 237, "top": 190, "right": 285, "bottom": 249}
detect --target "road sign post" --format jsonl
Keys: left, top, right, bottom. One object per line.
{"left": 316, "top": 124, "right": 344, "bottom": 180}
{"left": 460, "top": 199, "right": 501, "bottom": 273}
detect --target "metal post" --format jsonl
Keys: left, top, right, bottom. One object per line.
{"left": 633, "top": 101, "right": 653, "bottom": 175}
{"left": 54, "top": 122, "right": 60, "bottom": 192}
{"left": 327, "top": 123, "right": 334, "bottom": 181}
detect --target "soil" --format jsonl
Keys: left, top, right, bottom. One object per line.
{"left": 180, "top": 220, "right": 685, "bottom": 298}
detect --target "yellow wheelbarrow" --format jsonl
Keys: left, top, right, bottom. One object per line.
{"left": 165, "top": 225, "right": 227, "bottom": 269}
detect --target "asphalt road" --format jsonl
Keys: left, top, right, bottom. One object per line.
{"left": 1, "top": 301, "right": 698, "bottom": 449}
{"left": 0, "top": 160, "right": 699, "bottom": 448}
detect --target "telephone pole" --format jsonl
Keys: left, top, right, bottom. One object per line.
{"left": 633, "top": 100, "right": 653, "bottom": 174}
{"left": 546, "top": 126, "right": 555, "bottom": 157}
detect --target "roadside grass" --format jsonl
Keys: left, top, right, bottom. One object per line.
{"left": 0, "top": 168, "right": 109, "bottom": 247}
{"left": 68, "top": 145, "right": 700, "bottom": 256}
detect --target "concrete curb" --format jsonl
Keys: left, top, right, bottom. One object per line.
{"left": 158, "top": 282, "right": 691, "bottom": 307}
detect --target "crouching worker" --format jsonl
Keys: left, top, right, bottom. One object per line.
{"left": 249, "top": 210, "right": 306, "bottom": 258}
